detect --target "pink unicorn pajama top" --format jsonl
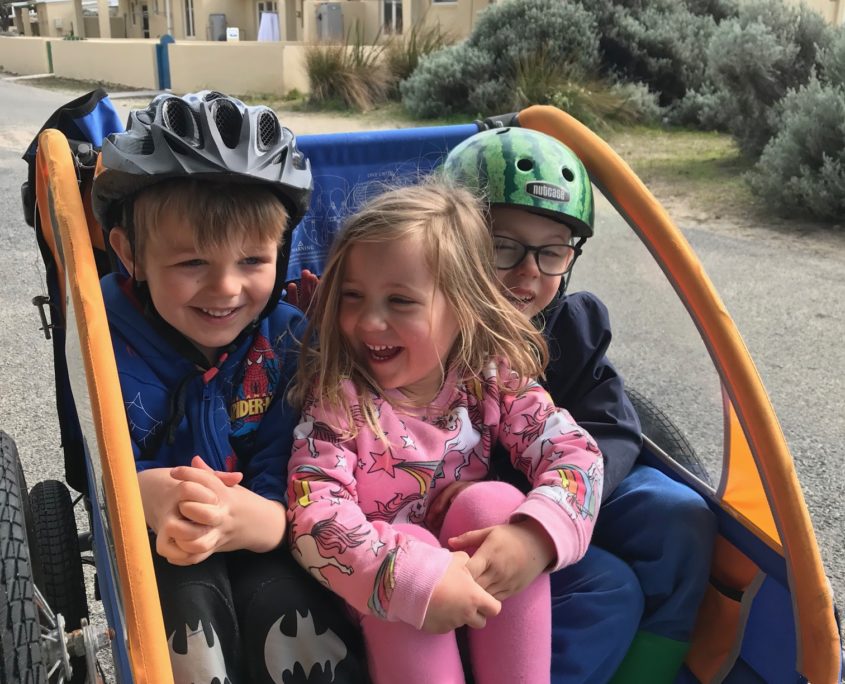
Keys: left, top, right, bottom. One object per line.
{"left": 286, "top": 360, "right": 604, "bottom": 629}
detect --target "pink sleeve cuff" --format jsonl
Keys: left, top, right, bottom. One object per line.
{"left": 387, "top": 541, "right": 452, "bottom": 629}
{"left": 511, "top": 497, "right": 591, "bottom": 571}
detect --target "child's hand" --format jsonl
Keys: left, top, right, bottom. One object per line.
{"left": 173, "top": 456, "right": 242, "bottom": 526}
{"left": 163, "top": 456, "right": 286, "bottom": 563}
{"left": 422, "top": 551, "right": 501, "bottom": 634}
{"left": 156, "top": 513, "right": 217, "bottom": 566}
{"left": 449, "top": 518, "right": 556, "bottom": 601}
{"left": 425, "top": 481, "right": 474, "bottom": 533}
{"left": 162, "top": 456, "right": 241, "bottom": 562}
{"left": 285, "top": 269, "right": 320, "bottom": 313}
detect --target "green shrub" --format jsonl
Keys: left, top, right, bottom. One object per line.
{"left": 586, "top": 0, "right": 722, "bottom": 108}
{"left": 748, "top": 78, "right": 845, "bottom": 222}
{"left": 401, "top": 0, "right": 600, "bottom": 118}
{"left": 305, "top": 23, "right": 389, "bottom": 111}
{"left": 682, "top": 0, "right": 739, "bottom": 21}
{"left": 704, "top": 0, "right": 831, "bottom": 156}
{"left": 819, "top": 26, "right": 845, "bottom": 87}
{"left": 466, "top": 0, "right": 600, "bottom": 78}
{"left": 665, "top": 84, "right": 725, "bottom": 129}
{"left": 605, "top": 81, "right": 664, "bottom": 124}
{"left": 400, "top": 43, "right": 497, "bottom": 118}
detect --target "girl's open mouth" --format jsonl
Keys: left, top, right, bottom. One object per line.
{"left": 366, "top": 343, "right": 402, "bottom": 362}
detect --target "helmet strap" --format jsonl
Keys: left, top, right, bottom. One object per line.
{"left": 537, "top": 236, "right": 587, "bottom": 328}
{"left": 560, "top": 237, "right": 586, "bottom": 297}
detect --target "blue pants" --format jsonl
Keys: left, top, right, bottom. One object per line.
{"left": 550, "top": 546, "right": 642, "bottom": 682}
{"left": 551, "top": 464, "right": 716, "bottom": 683}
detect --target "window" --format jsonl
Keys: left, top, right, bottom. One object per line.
{"left": 256, "top": 0, "right": 277, "bottom": 26}
{"left": 383, "top": 0, "right": 401, "bottom": 33}
{"left": 184, "top": 0, "right": 194, "bottom": 36}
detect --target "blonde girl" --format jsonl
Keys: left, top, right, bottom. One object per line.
{"left": 287, "top": 181, "right": 603, "bottom": 684}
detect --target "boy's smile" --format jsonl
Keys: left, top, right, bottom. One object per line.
{"left": 339, "top": 237, "right": 459, "bottom": 403}
{"left": 116, "top": 217, "right": 278, "bottom": 364}
{"left": 490, "top": 207, "right": 573, "bottom": 318}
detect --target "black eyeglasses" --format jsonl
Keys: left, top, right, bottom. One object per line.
{"left": 492, "top": 235, "right": 580, "bottom": 276}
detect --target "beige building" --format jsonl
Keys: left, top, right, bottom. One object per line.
{"left": 12, "top": 0, "right": 845, "bottom": 48}
{"left": 783, "top": 0, "right": 845, "bottom": 24}
{"left": 11, "top": 0, "right": 495, "bottom": 43}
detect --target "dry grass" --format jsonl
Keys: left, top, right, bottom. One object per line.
{"left": 384, "top": 19, "right": 453, "bottom": 96}
{"left": 512, "top": 52, "right": 654, "bottom": 131}
{"left": 606, "top": 127, "right": 763, "bottom": 223}
{"left": 305, "top": 23, "right": 390, "bottom": 112}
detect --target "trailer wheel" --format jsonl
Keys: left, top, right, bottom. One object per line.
{"left": 0, "top": 431, "right": 47, "bottom": 684}
{"left": 29, "top": 481, "right": 88, "bottom": 683}
{"left": 626, "top": 387, "right": 713, "bottom": 486}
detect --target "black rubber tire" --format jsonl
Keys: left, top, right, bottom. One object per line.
{"left": 625, "top": 386, "right": 713, "bottom": 486}
{"left": 0, "top": 431, "right": 47, "bottom": 684}
{"left": 29, "top": 481, "right": 89, "bottom": 684}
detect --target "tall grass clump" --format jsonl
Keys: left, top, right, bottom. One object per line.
{"left": 385, "top": 18, "right": 453, "bottom": 98}
{"left": 305, "top": 23, "right": 390, "bottom": 111}
{"left": 512, "top": 51, "right": 662, "bottom": 130}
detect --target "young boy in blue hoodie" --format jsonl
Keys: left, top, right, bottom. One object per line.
{"left": 438, "top": 127, "right": 717, "bottom": 683}
{"left": 93, "top": 91, "right": 365, "bottom": 684}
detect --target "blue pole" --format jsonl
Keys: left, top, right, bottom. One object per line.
{"left": 156, "top": 34, "right": 174, "bottom": 90}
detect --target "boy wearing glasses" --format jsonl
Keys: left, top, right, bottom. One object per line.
{"left": 436, "top": 128, "right": 716, "bottom": 683}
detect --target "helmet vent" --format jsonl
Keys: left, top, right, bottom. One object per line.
{"left": 257, "top": 111, "right": 280, "bottom": 151}
{"left": 516, "top": 158, "right": 534, "bottom": 172}
{"left": 204, "top": 91, "right": 225, "bottom": 102}
{"left": 161, "top": 98, "right": 200, "bottom": 145}
{"left": 213, "top": 99, "right": 242, "bottom": 149}
{"left": 562, "top": 167, "right": 575, "bottom": 182}
{"left": 121, "top": 136, "right": 155, "bottom": 156}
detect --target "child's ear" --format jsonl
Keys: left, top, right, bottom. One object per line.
{"left": 109, "top": 228, "right": 146, "bottom": 281}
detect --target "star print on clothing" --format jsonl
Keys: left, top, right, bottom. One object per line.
{"left": 371, "top": 539, "right": 385, "bottom": 556}
{"left": 368, "top": 449, "right": 405, "bottom": 477}
{"left": 336, "top": 454, "right": 348, "bottom": 468}
{"left": 401, "top": 435, "right": 417, "bottom": 450}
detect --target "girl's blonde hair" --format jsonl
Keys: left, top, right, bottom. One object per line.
{"left": 132, "top": 178, "right": 288, "bottom": 259}
{"left": 290, "top": 179, "right": 548, "bottom": 436}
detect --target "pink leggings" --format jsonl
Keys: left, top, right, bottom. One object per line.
{"left": 360, "top": 482, "right": 551, "bottom": 684}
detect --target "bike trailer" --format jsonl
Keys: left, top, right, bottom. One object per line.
{"left": 5, "top": 93, "right": 841, "bottom": 684}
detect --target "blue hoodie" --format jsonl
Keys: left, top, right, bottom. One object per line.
{"left": 542, "top": 291, "right": 642, "bottom": 497}
{"left": 102, "top": 274, "right": 305, "bottom": 503}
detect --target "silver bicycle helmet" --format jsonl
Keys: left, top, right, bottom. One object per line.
{"left": 93, "top": 90, "right": 313, "bottom": 305}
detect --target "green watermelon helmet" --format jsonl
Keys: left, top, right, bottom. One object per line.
{"left": 442, "top": 127, "right": 594, "bottom": 238}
